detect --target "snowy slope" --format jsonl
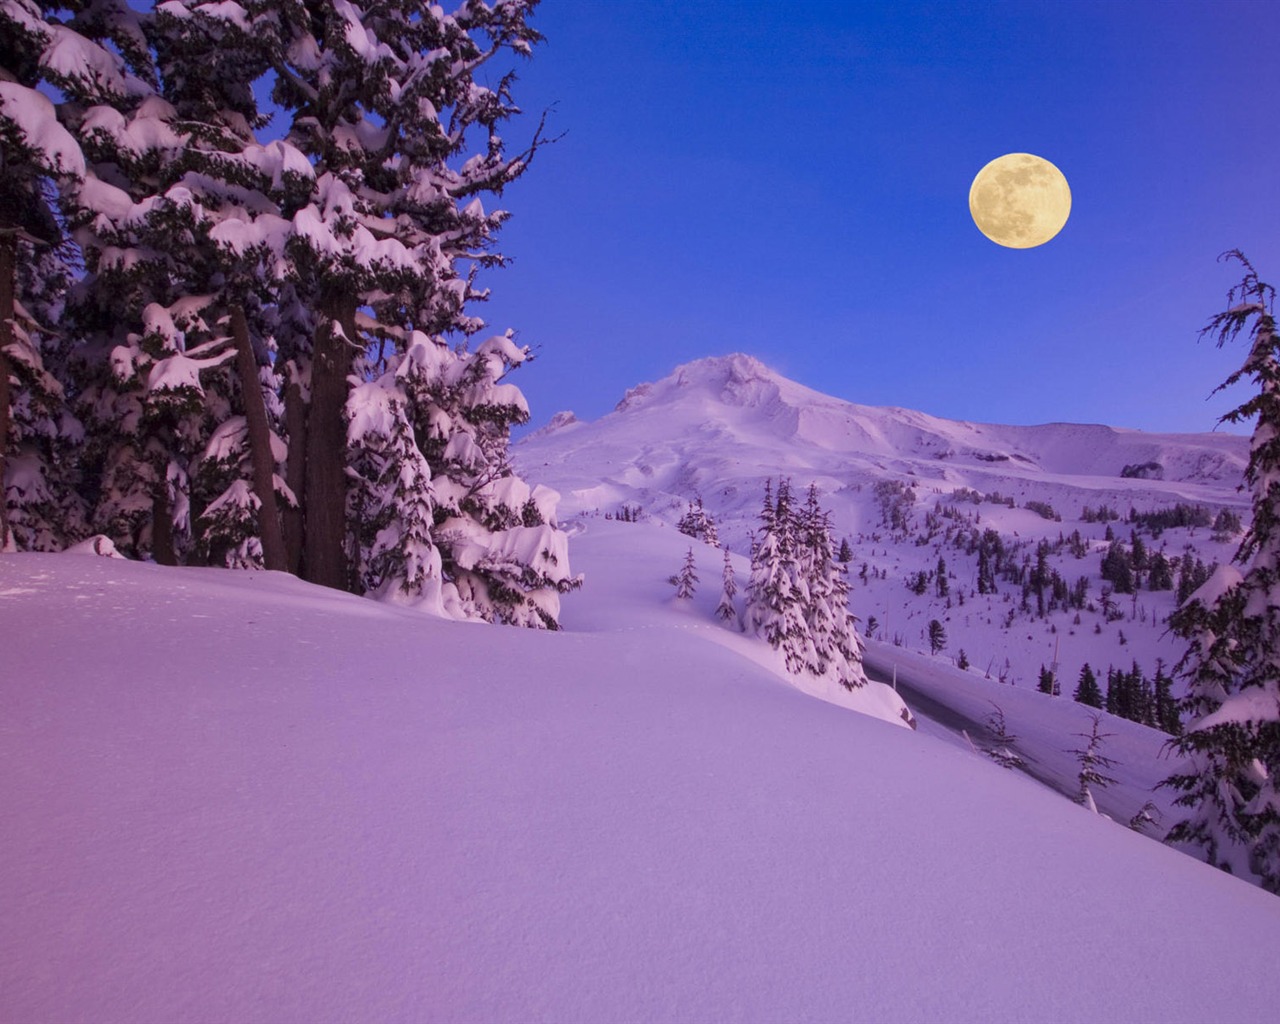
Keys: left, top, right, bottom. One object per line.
{"left": 516, "top": 354, "right": 1249, "bottom": 694}
{"left": 6, "top": 536, "right": 1280, "bottom": 1023}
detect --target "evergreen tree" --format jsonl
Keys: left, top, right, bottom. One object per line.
{"left": 985, "top": 702, "right": 1024, "bottom": 770}
{"left": 1073, "top": 663, "right": 1103, "bottom": 709}
{"left": 0, "top": 2, "right": 576, "bottom": 627}
{"left": 1100, "top": 540, "right": 1134, "bottom": 594}
{"left": 1072, "top": 714, "right": 1119, "bottom": 812}
{"left": 1163, "top": 252, "right": 1280, "bottom": 887}
{"left": 935, "top": 555, "right": 948, "bottom": 597}
{"left": 674, "top": 547, "right": 698, "bottom": 600}
{"left": 796, "top": 483, "right": 865, "bottom": 688}
{"left": 927, "top": 618, "right": 946, "bottom": 656}
{"left": 976, "top": 544, "right": 993, "bottom": 594}
{"left": 715, "top": 545, "right": 738, "bottom": 624}
{"left": 837, "top": 536, "right": 853, "bottom": 563}
{"left": 677, "top": 496, "right": 719, "bottom": 546}
{"left": 1153, "top": 661, "right": 1180, "bottom": 735}
{"left": 0, "top": 13, "right": 88, "bottom": 551}
{"left": 746, "top": 478, "right": 808, "bottom": 672}
{"left": 1148, "top": 550, "right": 1175, "bottom": 591}
{"left": 745, "top": 479, "right": 866, "bottom": 687}
{"left": 1038, "top": 664, "right": 1056, "bottom": 696}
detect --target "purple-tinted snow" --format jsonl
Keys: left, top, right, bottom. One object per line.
{"left": 5, "top": 524, "right": 1280, "bottom": 1022}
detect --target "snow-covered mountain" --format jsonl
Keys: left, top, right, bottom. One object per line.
{"left": 519, "top": 352, "right": 1245, "bottom": 526}
{"left": 517, "top": 354, "right": 1249, "bottom": 695}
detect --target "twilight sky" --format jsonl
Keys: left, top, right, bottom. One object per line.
{"left": 473, "top": 0, "right": 1280, "bottom": 436}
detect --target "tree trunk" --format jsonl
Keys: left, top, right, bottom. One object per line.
{"left": 282, "top": 368, "right": 306, "bottom": 576}
{"left": 230, "top": 304, "right": 286, "bottom": 571}
{"left": 0, "top": 232, "right": 14, "bottom": 551}
{"left": 303, "top": 293, "right": 356, "bottom": 590}
{"left": 151, "top": 473, "right": 176, "bottom": 566}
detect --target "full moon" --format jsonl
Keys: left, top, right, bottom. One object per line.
{"left": 969, "top": 153, "right": 1071, "bottom": 249}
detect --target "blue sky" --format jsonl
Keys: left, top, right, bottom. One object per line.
{"left": 474, "top": 0, "right": 1280, "bottom": 435}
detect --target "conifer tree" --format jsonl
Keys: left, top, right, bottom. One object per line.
{"left": 0, "top": 1, "right": 576, "bottom": 627}
{"left": 745, "top": 479, "right": 866, "bottom": 687}
{"left": 746, "top": 478, "right": 807, "bottom": 672}
{"left": 1073, "top": 663, "right": 1103, "bottom": 708}
{"left": 677, "top": 496, "right": 719, "bottom": 546}
{"left": 1072, "top": 713, "right": 1119, "bottom": 812}
{"left": 673, "top": 547, "right": 698, "bottom": 600}
{"left": 0, "top": 4, "right": 89, "bottom": 550}
{"left": 0, "top": 1, "right": 159, "bottom": 554}
{"left": 985, "top": 703, "right": 1023, "bottom": 770}
{"left": 1163, "top": 252, "right": 1280, "bottom": 887}
{"left": 928, "top": 618, "right": 946, "bottom": 656}
{"left": 715, "top": 545, "right": 737, "bottom": 624}
{"left": 1038, "top": 665, "right": 1054, "bottom": 695}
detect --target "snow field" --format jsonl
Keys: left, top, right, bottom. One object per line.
{"left": 5, "top": 530, "right": 1280, "bottom": 1022}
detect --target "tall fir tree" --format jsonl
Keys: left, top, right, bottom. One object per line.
{"left": 1164, "top": 252, "right": 1280, "bottom": 888}
{"left": 0, "top": 1, "right": 577, "bottom": 627}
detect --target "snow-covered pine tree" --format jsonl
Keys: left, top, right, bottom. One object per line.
{"left": 133, "top": 1, "right": 576, "bottom": 625}
{"left": 985, "top": 702, "right": 1023, "bottom": 770}
{"left": 1162, "top": 566, "right": 1257, "bottom": 875}
{"left": 677, "top": 496, "right": 719, "bottom": 546}
{"left": 1071, "top": 713, "right": 1119, "bottom": 812}
{"left": 0, "top": 2, "right": 207, "bottom": 558}
{"left": 1163, "top": 252, "right": 1280, "bottom": 888}
{"left": 673, "top": 547, "right": 698, "bottom": 600}
{"left": 201, "top": 0, "right": 542, "bottom": 589}
{"left": 715, "top": 545, "right": 737, "bottom": 623}
{"left": 746, "top": 478, "right": 808, "bottom": 673}
{"left": 185, "top": 0, "right": 573, "bottom": 622}
{"left": 796, "top": 483, "right": 866, "bottom": 689}
{"left": 0, "top": 4, "right": 89, "bottom": 549}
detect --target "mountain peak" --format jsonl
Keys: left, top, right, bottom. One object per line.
{"left": 614, "top": 353, "right": 790, "bottom": 414}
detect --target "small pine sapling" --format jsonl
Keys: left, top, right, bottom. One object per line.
{"left": 1128, "top": 800, "right": 1163, "bottom": 835}
{"left": 985, "top": 703, "right": 1024, "bottom": 770}
{"left": 674, "top": 547, "right": 699, "bottom": 599}
{"left": 715, "top": 546, "right": 738, "bottom": 624}
{"left": 1071, "top": 713, "right": 1119, "bottom": 812}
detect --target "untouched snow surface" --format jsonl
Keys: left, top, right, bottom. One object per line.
{"left": 5, "top": 524, "right": 1280, "bottom": 1023}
